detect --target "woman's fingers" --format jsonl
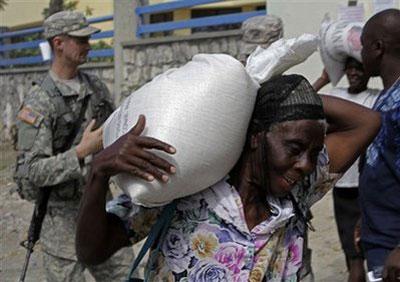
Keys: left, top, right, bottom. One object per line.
{"left": 125, "top": 155, "right": 169, "bottom": 182}
{"left": 104, "top": 115, "right": 176, "bottom": 181}
{"left": 136, "top": 136, "right": 176, "bottom": 154}
{"left": 129, "top": 115, "right": 146, "bottom": 136}
{"left": 133, "top": 148, "right": 175, "bottom": 173}
{"left": 117, "top": 161, "right": 155, "bottom": 182}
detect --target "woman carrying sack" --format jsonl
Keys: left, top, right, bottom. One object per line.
{"left": 76, "top": 74, "right": 380, "bottom": 282}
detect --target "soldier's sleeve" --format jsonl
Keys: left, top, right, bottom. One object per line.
{"left": 18, "top": 88, "right": 83, "bottom": 188}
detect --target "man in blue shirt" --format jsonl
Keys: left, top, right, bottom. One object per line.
{"left": 359, "top": 8, "right": 400, "bottom": 282}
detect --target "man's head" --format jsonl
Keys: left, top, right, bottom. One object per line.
{"left": 361, "top": 9, "right": 400, "bottom": 77}
{"left": 44, "top": 11, "right": 100, "bottom": 65}
{"left": 247, "top": 75, "right": 326, "bottom": 197}
{"left": 344, "top": 57, "right": 369, "bottom": 94}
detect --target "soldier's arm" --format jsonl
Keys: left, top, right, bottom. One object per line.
{"left": 18, "top": 90, "right": 86, "bottom": 187}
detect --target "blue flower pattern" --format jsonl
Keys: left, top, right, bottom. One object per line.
{"left": 366, "top": 80, "right": 400, "bottom": 168}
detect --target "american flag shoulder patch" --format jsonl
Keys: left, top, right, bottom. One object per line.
{"left": 17, "top": 106, "right": 43, "bottom": 126}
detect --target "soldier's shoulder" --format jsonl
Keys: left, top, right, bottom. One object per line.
{"left": 81, "top": 71, "right": 108, "bottom": 90}
{"left": 24, "top": 82, "right": 54, "bottom": 115}
{"left": 81, "top": 71, "right": 102, "bottom": 84}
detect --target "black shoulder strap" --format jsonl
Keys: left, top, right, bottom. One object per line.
{"left": 61, "top": 95, "right": 89, "bottom": 152}
{"left": 80, "top": 72, "right": 115, "bottom": 130}
{"left": 80, "top": 72, "right": 104, "bottom": 106}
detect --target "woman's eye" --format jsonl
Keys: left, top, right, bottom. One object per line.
{"left": 286, "top": 144, "right": 302, "bottom": 156}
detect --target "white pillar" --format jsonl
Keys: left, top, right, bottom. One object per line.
{"left": 113, "top": 0, "right": 138, "bottom": 104}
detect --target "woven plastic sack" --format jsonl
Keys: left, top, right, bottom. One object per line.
{"left": 103, "top": 54, "right": 259, "bottom": 207}
{"left": 319, "top": 15, "right": 364, "bottom": 86}
{"left": 103, "top": 34, "right": 318, "bottom": 207}
{"left": 246, "top": 33, "right": 319, "bottom": 84}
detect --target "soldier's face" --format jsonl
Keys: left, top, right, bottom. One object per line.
{"left": 62, "top": 36, "right": 91, "bottom": 65}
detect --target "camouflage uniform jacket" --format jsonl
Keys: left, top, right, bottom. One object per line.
{"left": 15, "top": 71, "right": 114, "bottom": 259}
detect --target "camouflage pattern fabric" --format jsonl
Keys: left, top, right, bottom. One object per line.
{"left": 15, "top": 71, "right": 134, "bottom": 280}
{"left": 43, "top": 10, "right": 100, "bottom": 39}
{"left": 238, "top": 15, "right": 284, "bottom": 63}
{"left": 43, "top": 243, "right": 132, "bottom": 282}
{"left": 15, "top": 72, "right": 113, "bottom": 201}
{"left": 42, "top": 203, "right": 133, "bottom": 282}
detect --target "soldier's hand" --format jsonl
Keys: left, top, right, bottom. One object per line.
{"left": 76, "top": 119, "right": 103, "bottom": 159}
{"left": 92, "top": 115, "right": 176, "bottom": 182}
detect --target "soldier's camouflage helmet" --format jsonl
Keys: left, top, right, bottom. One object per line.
{"left": 43, "top": 10, "right": 100, "bottom": 39}
{"left": 239, "top": 15, "right": 283, "bottom": 61}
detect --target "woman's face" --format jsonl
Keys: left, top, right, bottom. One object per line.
{"left": 259, "top": 119, "right": 325, "bottom": 197}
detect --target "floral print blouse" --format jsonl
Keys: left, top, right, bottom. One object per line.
{"left": 107, "top": 148, "right": 339, "bottom": 281}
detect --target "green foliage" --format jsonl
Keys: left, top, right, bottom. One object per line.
{"left": 42, "top": 1, "right": 92, "bottom": 18}
{"left": 0, "top": 0, "right": 7, "bottom": 11}
{"left": 84, "top": 5, "right": 93, "bottom": 16}
{"left": 63, "top": 0, "right": 79, "bottom": 11}
{"left": 9, "top": 33, "right": 42, "bottom": 59}
{"left": 88, "top": 40, "right": 114, "bottom": 63}
{"left": 91, "top": 40, "right": 112, "bottom": 50}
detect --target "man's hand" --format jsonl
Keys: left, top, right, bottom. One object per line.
{"left": 76, "top": 119, "right": 103, "bottom": 160}
{"left": 312, "top": 68, "right": 331, "bottom": 92}
{"left": 320, "top": 69, "right": 330, "bottom": 83}
{"left": 383, "top": 247, "right": 400, "bottom": 282}
{"left": 92, "top": 115, "right": 176, "bottom": 183}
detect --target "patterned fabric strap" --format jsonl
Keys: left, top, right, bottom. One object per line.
{"left": 126, "top": 201, "right": 176, "bottom": 282}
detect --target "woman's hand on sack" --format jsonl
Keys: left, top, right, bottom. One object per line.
{"left": 76, "top": 119, "right": 104, "bottom": 160}
{"left": 92, "top": 115, "right": 176, "bottom": 182}
{"left": 383, "top": 247, "right": 400, "bottom": 282}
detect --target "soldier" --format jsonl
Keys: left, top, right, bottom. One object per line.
{"left": 238, "top": 14, "right": 283, "bottom": 65}
{"left": 14, "top": 11, "right": 133, "bottom": 281}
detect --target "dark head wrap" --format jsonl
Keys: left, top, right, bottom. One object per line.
{"left": 248, "top": 74, "right": 325, "bottom": 134}
{"left": 244, "top": 75, "right": 325, "bottom": 216}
